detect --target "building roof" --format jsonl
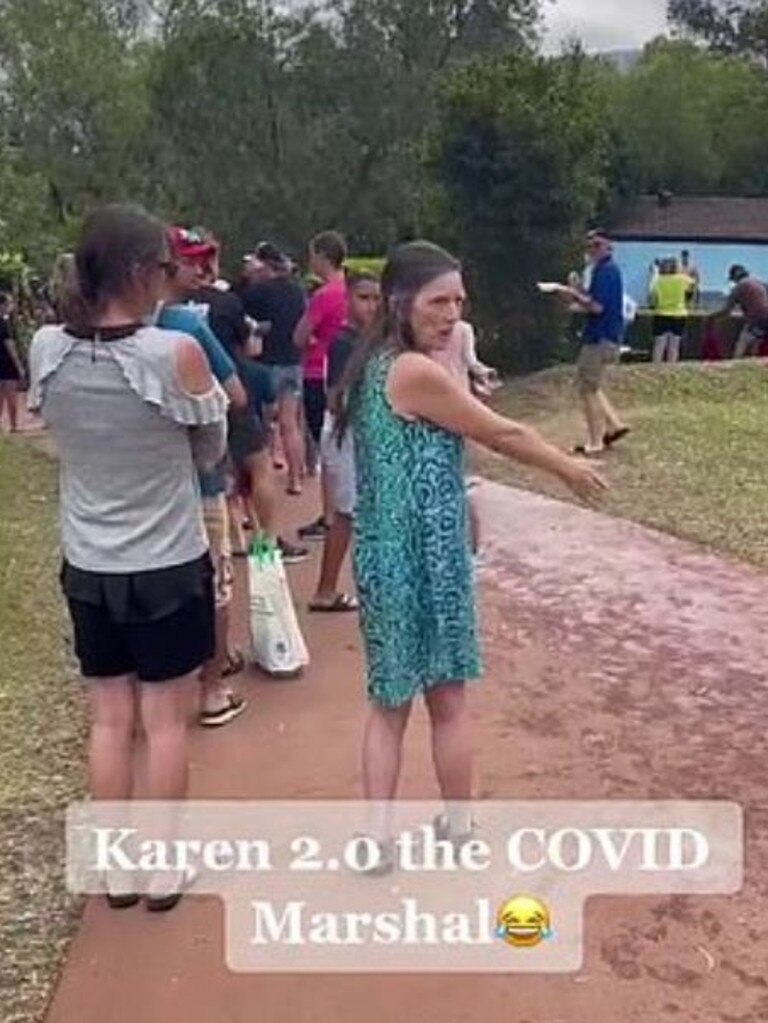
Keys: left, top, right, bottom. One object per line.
{"left": 610, "top": 195, "right": 768, "bottom": 244}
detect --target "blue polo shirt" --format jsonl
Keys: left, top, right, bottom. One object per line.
{"left": 157, "top": 303, "right": 237, "bottom": 499}
{"left": 583, "top": 256, "right": 624, "bottom": 344}
{"left": 157, "top": 304, "right": 236, "bottom": 385}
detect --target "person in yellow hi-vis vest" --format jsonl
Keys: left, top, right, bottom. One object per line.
{"left": 649, "top": 258, "right": 695, "bottom": 364}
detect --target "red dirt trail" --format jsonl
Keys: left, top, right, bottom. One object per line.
{"left": 45, "top": 479, "right": 768, "bottom": 1023}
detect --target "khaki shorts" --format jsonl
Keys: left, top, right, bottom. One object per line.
{"left": 577, "top": 341, "right": 620, "bottom": 395}
{"left": 202, "top": 495, "right": 233, "bottom": 610}
{"left": 737, "top": 321, "right": 768, "bottom": 356}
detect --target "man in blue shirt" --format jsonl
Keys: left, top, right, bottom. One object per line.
{"left": 158, "top": 236, "right": 250, "bottom": 729}
{"left": 566, "top": 230, "right": 631, "bottom": 456}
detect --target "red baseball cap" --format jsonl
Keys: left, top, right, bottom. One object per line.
{"left": 168, "top": 226, "right": 218, "bottom": 262}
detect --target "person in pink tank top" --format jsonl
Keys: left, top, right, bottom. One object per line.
{"left": 294, "top": 230, "right": 349, "bottom": 539}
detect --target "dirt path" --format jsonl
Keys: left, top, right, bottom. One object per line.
{"left": 46, "top": 480, "right": 768, "bottom": 1023}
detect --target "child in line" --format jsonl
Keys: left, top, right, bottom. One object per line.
{"left": 227, "top": 328, "right": 279, "bottom": 555}
{"left": 435, "top": 319, "right": 500, "bottom": 399}
{"left": 432, "top": 319, "right": 500, "bottom": 555}
{"left": 309, "top": 271, "right": 382, "bottom": 612}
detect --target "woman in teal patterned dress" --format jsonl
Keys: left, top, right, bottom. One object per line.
{"left": 341, "top": 242, "right": 605, "bottom": 854}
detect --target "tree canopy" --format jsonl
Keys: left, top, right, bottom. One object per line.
{"left": 669, "top": 0, "right": 768, "bottom": 63}
{"left": 2, "top": 1, "right": 768, "bottom": 365}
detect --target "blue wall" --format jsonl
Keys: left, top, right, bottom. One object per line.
{"left": 612, "top": 240, "right": 768, "bottom": 306}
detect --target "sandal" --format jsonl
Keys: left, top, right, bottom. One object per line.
{"left": 309, "top": 593, "right": 359, "bottom": 613}
{"left": 199, "top": 694, "right": 247, "bottom": 729}
{"left": 604, "top": 427, "right": 631, "bottom": 448}
{"left": 573, "top": 444, "right": 605, "bottom": 458}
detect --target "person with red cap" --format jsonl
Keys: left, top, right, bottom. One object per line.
{"left": 167, "top": 226, "right": 307, "bottom": 563}
{"left": 159, "top": 227, "right": 250, "bottom": 727}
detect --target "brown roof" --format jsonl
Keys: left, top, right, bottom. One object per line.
{"left": 610, "top": 195, "right": 768, "bottom": 242}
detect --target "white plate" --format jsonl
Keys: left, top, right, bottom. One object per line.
{"left": 537, "top": 281, "right": 565, "bottom": 294}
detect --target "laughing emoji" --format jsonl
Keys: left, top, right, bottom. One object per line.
{"left": 496, "top": 896, "right": 553, "bottom": 948}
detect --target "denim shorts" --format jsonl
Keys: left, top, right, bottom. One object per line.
{"left": 266, "top": 364, "right": 303, "bottom": 400}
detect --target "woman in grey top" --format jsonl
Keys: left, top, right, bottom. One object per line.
{"left": 29, "top": 205, "right": 228, "bottom": 911}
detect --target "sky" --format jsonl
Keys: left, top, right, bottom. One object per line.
{"left": 543, "top": 0, "right": 670, "bottom": 53}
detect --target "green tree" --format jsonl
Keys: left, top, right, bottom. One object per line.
{"left": 614, "top": 39, "right": 768, "bottom": 195}
{"left": 669, "top": 1, "right": 768, "bottom": 63}
{"left": 429, "top": 49, "right": 616, "bottom": 371}
{"left": 0, "top": 0, "right": 153, "bottom": 245}
{"left": 145, "top": 0, "right": 541, "bottom": 262}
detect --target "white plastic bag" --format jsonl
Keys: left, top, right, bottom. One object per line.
{"left": 248, "top": 540, "right": 309, "bottom": 678}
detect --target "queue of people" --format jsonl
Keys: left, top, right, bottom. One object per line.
{"left": 25, "top": 202, "right": 608, "bottom": 905}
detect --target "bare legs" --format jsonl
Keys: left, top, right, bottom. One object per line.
{"left": 244, "top": 449, "right": 277, "bottom": 539}
{"left": 582, "top": 389, "right": 623, "bottom": 451}
{"left": 140, "top": 676, "right": 197, "bottom": 800}
{"left": 313, "top": 512, "right": 354, "bottom": 604}
{"left": 653, "top": 333, "right": 682, "bottom": 364}
{"left": 425, "top": 685, "right": 473, "bottom": 805}
{"left": 362, "top": 701, "right": 412, "bottom": 842}
{"left": 362, "top": 683, "right": 472, "bottom": 839}
{"left": 227, "top": 496, "right": 248, "bottom": 555}
{"left": 88, "top": 673, "right": 198, "bottom": 907}
{"left": 199, "top": 604, "right": 244, "bottom": 720}
{"left": 363, "top": 702, "right": 412, "bottom": 804}
{"left": 88, "top": 673, "right": 197, "bottom": 802}
{"left": 0, "top": 382, "right": 19, "bottom": 432}
{"left": 88, "top": 675, "right": 138, "bottom": 800}
{"left": 278, "top": 394, "right": 304, "bottom": 493}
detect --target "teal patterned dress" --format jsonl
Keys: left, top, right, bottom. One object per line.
{"left": 352, "top": 351, "right": 482, "bottom": 708}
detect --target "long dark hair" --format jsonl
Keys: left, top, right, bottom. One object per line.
{"left": 336, "top": 241, "right": 461, "bottom": 439}
{"left": 65, "top": 204, "right": 168, "bottom": 332}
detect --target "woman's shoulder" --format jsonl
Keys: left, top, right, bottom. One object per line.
{"left": 131, "top": 325, "right": 211, "bottom": 370}
{"left": 105, "top": 327, "right": 226, "bottom": 424}
{"left": 388, "top": 349, "right": 442, "bottom": 382}
{"left": 133, "top": 323, "right": 190, "bottom": 349}
{"left": 31, "top": 322, "right": 68, "bottom": 345}
{"left": 28, "top": 326, "right": 78, "bottom": 410}
{"left": 29, "top": 324, "right": 75, "bottom": 367}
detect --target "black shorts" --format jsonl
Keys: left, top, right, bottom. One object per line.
{"left": 652, "top": 316, "right": 686, "bottom": 338}
{"left": 62, "top": 555, "right": 215, "bottom": 683}
{"left": 303, "top": 379, "right": 326, "bottom": 445}
{"left": 228, "top": 409, "right": 268, "bottom": 467}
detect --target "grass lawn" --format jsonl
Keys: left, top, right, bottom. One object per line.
{"left": 0, "top": 437, "right": 85, "bottom": 1022}
{"left": 475, "top": 360, "right": 768, "bottom": 569}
